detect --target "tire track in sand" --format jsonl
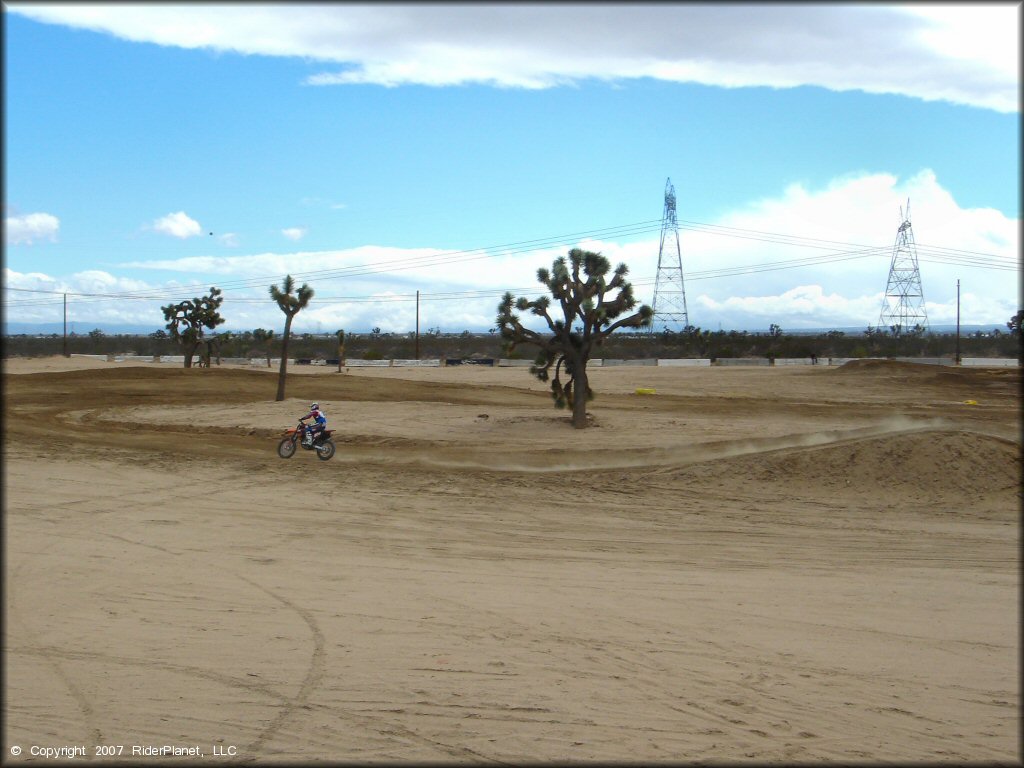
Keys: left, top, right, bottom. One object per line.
{"left": 227, "top": 573, "right": 326, "bottom": 760}
{"left": 89, "top": 531, "right": 326, "bottom": 761}
{"left": 3, "top": 471, "right": 230, "bottom": 752}
{"left": 6, "top": 560, "right": 105, "bottom": 752}
{"left": 7, "top": 469, "right": 326, "bottom": 763}
{"left": 96, "top": 533, "right": 500, "bottom": 763}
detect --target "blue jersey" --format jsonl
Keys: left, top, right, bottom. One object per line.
{"left": 302, "top": 408, "right": 326, "bottom": 426}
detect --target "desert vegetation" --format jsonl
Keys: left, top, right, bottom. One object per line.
{"left": 160, "top": 287, "right": 225, "bottom": 368}
{"left": 497, "top": 248, "right": 653, "bottom": 427}
{"left": 8, "top": 323, "right": 1020, "bottom": 362}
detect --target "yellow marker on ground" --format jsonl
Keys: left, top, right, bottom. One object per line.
{"left": 635, "top": 388, "right": 656, "bottom": 395}
{"left": 963, "top": 400, "right": 978, "bottom": 405}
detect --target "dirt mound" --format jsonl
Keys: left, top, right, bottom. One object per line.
{"left": 838, "top": 357, "right": 1017, "bottom": 379}
{"left": 835, "top": 359, "right": 963, "bottom": 381}
{"left": 3, "top": 365, "right": 545, "bottom": 410}
{"left": 700, "top": 429, "right": 1020, "bottom": 501}
{"left": 834, "top": 359, "right": 1020, "bottom": 396}
{"left": 837, "top": 358, "right": 929, "bottom": 373}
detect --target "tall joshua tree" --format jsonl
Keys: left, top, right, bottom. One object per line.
{"left": 270, "top": 275, "right": 314, "bottom": 401}
{"left": 497, "top": 248, "right": 653, "bottom": 428}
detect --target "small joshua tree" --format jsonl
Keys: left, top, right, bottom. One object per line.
{"left": 251, "top": 328, "right": 275, "bottom": 368}
{"left": 497, "top": 248, "right": 653, "bottom": 428}
{"left": 335, "top": 329, "right": 346, "bottom": 372}
{"left": 1006, "top": 310, "right": 1022, "bottom": 336}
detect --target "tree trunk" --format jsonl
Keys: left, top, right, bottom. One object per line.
{"left": 571, "top": 360, "right": 589, "bottom": 428}
{"left": 275, "top": 315, "right": 293, "bottom": 401}
{"left": 183, "top": 340, "right": 200, "bottom": 368}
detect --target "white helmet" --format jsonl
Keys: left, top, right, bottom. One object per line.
{"left": 310, "top": 402, "right": 319, "bottom": 411}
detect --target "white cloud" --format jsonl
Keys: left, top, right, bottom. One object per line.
{"left": 904, "top": 5, "right": 1018, "bottom": 78}
{"left": 217, "top": 232, "right": 240, "bottom": 248}
{"left": 3, "top": 267, "right": 168, "bottom": 328}
{"left": 281, "top": 227, "right": 307, "bottom": 241}
{"left": 10, "top": 170, "right": 1016, "bottom": 333}
{"left": 695, "top": 286, "right": 883, "bottom": 331}
{"left": 4, "top": 267, "right": 62, "bottom": 292}
{"left": 71, "top": 269, "right": 153, "bottom": 294}
{"left": 111, "top": 167, "right": 1018, "bottom": 332}
{"left": 6, "top": 212, "right": 60, "bottom": 244}
{"left": 8, "top": 4, "right": 1018, "bottom": 112}
{"left": 152, "top": 211, "right": 202, "bottom": 238}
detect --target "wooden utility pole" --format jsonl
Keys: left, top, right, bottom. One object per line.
{"left": 955, "top": 279, "right": 961, "bottom": 365}
{"left": 415, "top": 290, "right": 420, "bottom": 360}
{"left": 63, "top": 293, "right": 68, "bottom": 357}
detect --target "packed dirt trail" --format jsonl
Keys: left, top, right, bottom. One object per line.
{"left": 3, "top": 356, "right": 1020, "bottom": 763}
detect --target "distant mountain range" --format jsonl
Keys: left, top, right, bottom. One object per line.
{"left": 2, "top": 321, "right": 1009, "bottom": 336}
{"left": 4, "top": 322, "right": 168, "bottom": 336}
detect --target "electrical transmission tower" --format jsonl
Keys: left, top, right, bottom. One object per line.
{"left": 651, "top": 177, "right": 690, "bottom": 331}
{"left": 877, "top": 199, "right": 928, "bottom": 336}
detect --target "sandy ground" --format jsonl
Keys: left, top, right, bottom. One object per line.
{"left": 3, "top": 355, "right": 1020, "bottom": 764}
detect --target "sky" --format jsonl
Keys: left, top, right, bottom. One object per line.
{"left": 3, "top": 2, "right": 1021, "bottom": 335}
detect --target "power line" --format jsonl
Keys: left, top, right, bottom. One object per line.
{"left": 3, "top": 216, "right": 1015, "bottom": 311}
{"left": 4, "top": 244, "right": 1010, "bottom": 313}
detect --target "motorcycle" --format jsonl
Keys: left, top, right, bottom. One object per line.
{"left": 278, "top": 421, "right": 336, "bottom": 461}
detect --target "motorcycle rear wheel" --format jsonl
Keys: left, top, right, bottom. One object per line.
{"left": 316, "top": 439, "right": 336, "bottom": 461}
{"left": 278, "top": 438, "right": 297, "bottom": 458}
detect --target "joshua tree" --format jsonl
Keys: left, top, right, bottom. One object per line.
{"left": 251, "top": 328, "right": 275, "bottom": 368}
{"left": 270, "top": 275, "right": 314, "bottom": 401}
{"left": 335, "top": 329, "right": 346, "bottom": 372}
{"left": 161, "top": 287, "right": 225, "bottom": 368}
{"left": 1008, "top": 310, "right": 1024, "bottom": 362}
{"left": 1007, "top": 310, "right": 1023, "bottom": 336}
{"left": 497, "top": 248, "right": 653, "bottom": 428}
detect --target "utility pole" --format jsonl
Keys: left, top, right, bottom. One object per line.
{"left": 955, "top": 279, "right": 961, "bottom": 365}
{"left": 651, "top": 177, "right": 690, "bottom": 332}
{"left": 415, "top": 290, "right": 420, "bottom": 360}
{"left": 63, "top": 293, "right": 68, "bottom": 357}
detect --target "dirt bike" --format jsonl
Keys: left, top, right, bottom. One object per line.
{"left": 277, "top": 421, "right": 336, "bottom": 461}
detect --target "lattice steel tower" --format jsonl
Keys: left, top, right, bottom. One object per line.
{"left": 878, "top": 199, "right": 928, "bottom": 335}
{"left": 651, "top": 177, "right": 690, "bottom": 331}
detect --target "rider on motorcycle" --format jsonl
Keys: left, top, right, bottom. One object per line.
{"left": 299, "top": 402, "right": 327, "bottom": 445}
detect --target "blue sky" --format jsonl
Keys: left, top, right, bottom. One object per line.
{"left": 3, "top": 3, "right": 1020, "bottom": 334}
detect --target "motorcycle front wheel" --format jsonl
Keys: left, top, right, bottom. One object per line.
{"left": 316, "top": 440, "right": 336, "bottom": 461}
{"left": 278, "top": 438, "right": 297, "bottom": 458}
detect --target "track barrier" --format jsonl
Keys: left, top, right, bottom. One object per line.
{"left": 80, "top": 355, "right": 1019, "bottom": 368}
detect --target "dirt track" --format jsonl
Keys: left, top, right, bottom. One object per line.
{"left": 3, "top": 357, "right": 1020, "bottom": 763}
